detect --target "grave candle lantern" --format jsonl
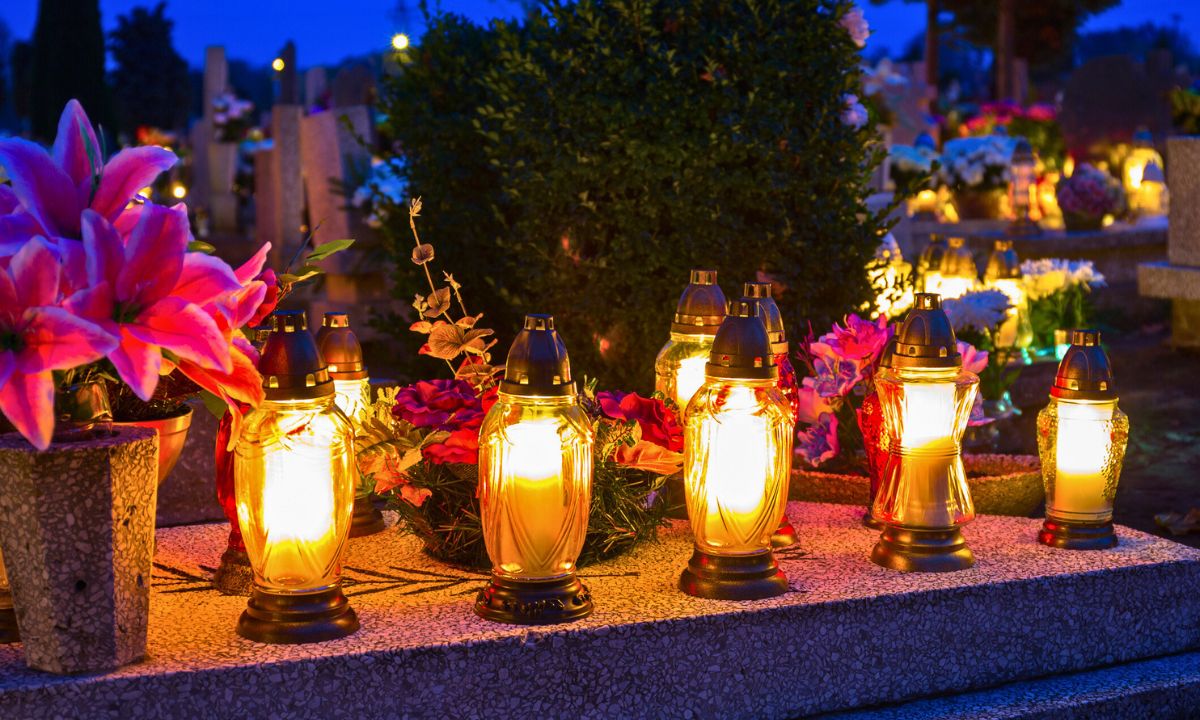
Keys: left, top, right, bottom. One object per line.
{"left": 233, "top": 310, "right": 359, "bottom": 643}
{"left": 1037, "top": 330, "right": 1129, "bottom": 550}
{"left": 315, "top": 312, "right": 384, "bottom": 537}
{"left": 744, "top": 281, "right": 800, "bottom": 548}
{"left": 871, "top": 294, "right": 979, "bottom": 572}
{"left": 679, "top": 299, "right": 793, "bottom": 600}
{"left": 655, "top": 270, "right": 727, "bottom": 411}
{"left": 984, "top": 240, "right": 1033, "bottom": 354}
{"left": 475, "top": 314, "right": 594, "bottom": 624}
{"left": 1009, "top": 138, "right": 1039, "bottom": 235}
{"left": 917, "top": 235, "right": 948, "bottom": 294}
{"left": 1122, "top": 128, "right": 1163, "bottom": 202}
{"left": 930, "top": 237, "right": 977, "bottom": 300}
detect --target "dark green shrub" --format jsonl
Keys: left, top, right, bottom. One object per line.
{"left": 376, "top": 0, "right": 894, "bottom": 391}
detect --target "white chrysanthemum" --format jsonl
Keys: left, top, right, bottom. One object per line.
{"left": 943, "top": 289, "right": 1012, "bottom": 333}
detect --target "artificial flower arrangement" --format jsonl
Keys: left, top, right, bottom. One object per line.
{"left": 888, "top": 144, "right": 937, "bottom": 191}
{"left": 212, "top": 92, "right": 255, "bottom": 143}
{"left": 1055, "top": 163, "right": 1124, "bottom": 230}
{"left": 353, "top": 199, "right": 675, "bottom": 568}
{"left": 960, "top": 102, "right": 1064, "bottom": 173}
{"left": 0, "top": 101, "right": 277, "bottom": 448}
{"left": 1020, "top": 258, "right": 1107, "bottom": 353}
{"left": 793, "top": 314, "right": 991, "bottom": 473}
{"left": 942, "top": 289, "right": 1021, "bottom": 411}
{"left": 938, "top": 136, "right": 1014, "bottom": 192}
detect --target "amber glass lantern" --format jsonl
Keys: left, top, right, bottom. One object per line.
{"left": 1123, "top": 128, "right": 1163, "bottom": 208}
{"left": 475, "top": 314, "right": 594, "bottom": 624}
{"left": 316, "top": 312, "right": 384, "bottom": 538}
{"left": 871, "top": 294, "right": 980, "bottom": 572}
{"left": 1009, "top": 138, "right": 1039, "bottom": 236}
{"left": 917, "top": 235, "right": 948, "bottom": 294}
{"left": 234, "top": 310, "right": 359, "bottom": 643}
{"left": 744, "top": 281, "right": 799, "bottom": 549}
{"left": 1037, "top": 330, "right": 1129, "bottom": 550}
{"left": 655, "top": 270, "right": 727, "bottom": 411}
{"left": 931, "top": 237, "right": 977, "bottom": 300}
{"left": 679, "top": 298, "right": 794, "bottom": 600}
{"left": 984, "top": 240, "right": 1033, "bottom": 355}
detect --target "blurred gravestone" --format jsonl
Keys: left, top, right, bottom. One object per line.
{"left": 190, "top": 46, "right": 230, "bottom": 213}
{"left": 1060, "top": 54, "right": 1175, "bottom": 151}
{"left": 331, "top": 65, "right": 374, "bottom": 108}
{"left": 278, "top": 41, "right": 299, "bottom": 105}
{"left": 305, "top": 67, "right": 328, "bottom": 108}
{"left": 255, "top": 106, "right": 305, "bottom": 268}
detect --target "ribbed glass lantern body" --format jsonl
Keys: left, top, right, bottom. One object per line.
{"left": 235, "top": 397, "right": 356, "bottom": 592}
{"left": 1037, "top": 397, "right": 1129, "bottom": 525}
{"left": 331, "top": 377, "right": 371, "bottom": 426}
{"left": 989, "top": 277, "right": 1034, "bottom": 351}
{"left": 478, "top": 393, "right": 593, "bottom": 580}
{"left": 683, "top": 379, "right": 793, "bottom": 555}
{"left": 872, "top": 366, "right": 979, "bottom": 528}
{"left": 655, "top": 332, "right": 716, "bottom": 411}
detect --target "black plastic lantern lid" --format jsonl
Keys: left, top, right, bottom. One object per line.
{"left": 985, "top": 239, "right": 1021, "bottom": 280}
{"left": 499, "top": 314, "right": 576, "bottom": 396}
{"left": 706, "top": 298, "right": 777, "bottom": 381}
{"left": 1133, "top": 126, "right": 1153, "bottom": 147}
{"left": 878, "top": 338, "right": 897, "bottom": 369}
{"left": 671, "top": 269, "right": 727, "bottom": 335}
{"left": 1012, "top": 138, "right": 1035, "bottom": 166}
{"left": 892, "top": 294, "right": 961, "bottom": 369}
{"left": 743, "top": 281, "right": 788, "bottom": 355}
{"left": 248, "top": 324, "right": 273, "bottom": 352}
{"left": 939, "top": 237, "right": 977, "bottom": 278}
{"left": 259, "top": 310, "right": 334, "bottom": 400}
{"left": 1052, "top": 329, "right": 1117, "bottom": 401}
{"left": 315, "top": 312, "right": 367, "bottom": 380}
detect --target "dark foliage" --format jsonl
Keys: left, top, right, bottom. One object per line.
{"left": 377, "top": 0, "right": 891, "bottom": 392}
{"left": 31, "top": 0, "right": 113, "bottom": 141}
{"left": 109, "top": 2, "right": 190, "bottom": 137}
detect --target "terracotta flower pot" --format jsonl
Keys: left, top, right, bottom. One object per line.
{"left": 114, "top": 405, "right": 193, "bottom": 486}
{"left": 792, "top": 453, "right": 1043, "bottom": 518}
{"left": 953, "top": 188, "right": 1006, "bottom": 220}
{"left": 0, "top": 426, "right": 158, "bottom": 674}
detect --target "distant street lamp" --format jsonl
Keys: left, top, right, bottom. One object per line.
{"left": 392, "top": 33, "right": 411, "bottom": 51}
{"left": 272, "top": 57, "right": 285, "bottom": 72}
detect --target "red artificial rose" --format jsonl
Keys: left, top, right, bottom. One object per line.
{"left": 596, "top": 390, "right": 684, "bottom": 452}
{"left": 423, "top": 428, "right": 481, "bottom": 465}
{"left": 393, "top": 378, "right": 482, "bottom": 431}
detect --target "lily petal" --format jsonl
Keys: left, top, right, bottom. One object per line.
{"left": 234, "top": 242, "right": 272, "bottom": 284}
{"left": 9, "top": 236, "right": 60, "bottom": 308}
{"left": 0, "top": 368, "right": 55, "bottom": 450}
{"left": 16, "top": 306, "right": 118, "bottom": 374}
{"left": 127, "top": 297, "right": 232, "bottom": 373}
{"left": 90, "top": 146, "right": 177, "bottom": 222}
{"left": 0, "top": 212, "right": 41, "bottom": 250}
{"left": 64, "top": 281, "right": 115, "bottom": 327}
{"left": 118, "top": 203, "right": 187, "bottom": 305}
{"left": 109, "top": 327, "right": 162, "bottom": 401}
{"left": 52, "top": 100, "right": 102, "bottom": 191}
{"left": 80, "top": 210, "right": 123, "bottom": 288}
{"left": 0, "top": 185, "right": 19, "bottom": 214}
{"left": 175, "top": 251, "right": 242, "bottom": 307}
{"left": 0, "top": 137, "right": 80, "bottom": 238}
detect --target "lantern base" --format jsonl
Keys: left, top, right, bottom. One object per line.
{"left": 1038, "top": 518, "right": 1117, "bottom": 550}
{"left": 237, "top": 586, "right": 359, "bottom": 644}
{"left": 771, "top": 515, "right": 798, "bottom": 548}
{"left": 474, "top": 574, "right": 593, "bottom": 625}
{"left": 871, "top": 525, "right": 975, "bottom": 573}
{"left": 678, "top": 548, "right": 789, "bottom": 600}
{"left": 212, "top": 546, "right": 255, "bottom": 596}
{"left": 349, "top": 495, "right": 386, "bottom": 538}
{"left": 0, "top": 590, "right": 18, "bottom": 644}
{"left": 861, "top": 510, "right": 885, "bottom": 531}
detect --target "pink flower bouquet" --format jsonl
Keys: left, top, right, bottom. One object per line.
{"left": 0, "top": 100, "right": 274, "bottom": 449}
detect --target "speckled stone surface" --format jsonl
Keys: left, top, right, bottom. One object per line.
{"left": 1139, "top": 261, "right": 1200, "bottom": 301}
{"left": 0, "top": 427, "right": 158, "bottom": 674}
{"left": 1167, "top": 136, "right": 1200, "bottom": 268}
{"left": 821, "top": 651, "right": 1200, "bottom": 719}
{"left": 0, "top": 501, "right": 1198, "bottom": 718}
{"left": 793, "top": 455, "right": 1044, "bottom": 517}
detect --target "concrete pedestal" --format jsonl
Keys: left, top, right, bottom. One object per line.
{"left": 0, "top": 503, "right": 1196, "bottom": 717}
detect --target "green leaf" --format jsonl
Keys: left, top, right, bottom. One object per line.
{"left": 187, "top": 240, "right": 217, "bottom": 254}
{"left": 305, "top": 239, "right": 355, "bottom": 262}
{"left": 198, "top": 390, "right": 228, "bottom": 419}
{"left": 279, "top": 265, "right": 322, "bottom": 284}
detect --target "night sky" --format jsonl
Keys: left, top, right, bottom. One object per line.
{"left": 1, "top": 0, "right": 1198, "bottom": 69}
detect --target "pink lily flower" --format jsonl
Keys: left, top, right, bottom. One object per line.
{"left": 68, "top": 207, "right": 232, "bottom": 401}
{"left": 0, "top": 100, "right": 176, "bottom": 243}
{"left": 0, "top": 238, "right": 117, "bottom": 449}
